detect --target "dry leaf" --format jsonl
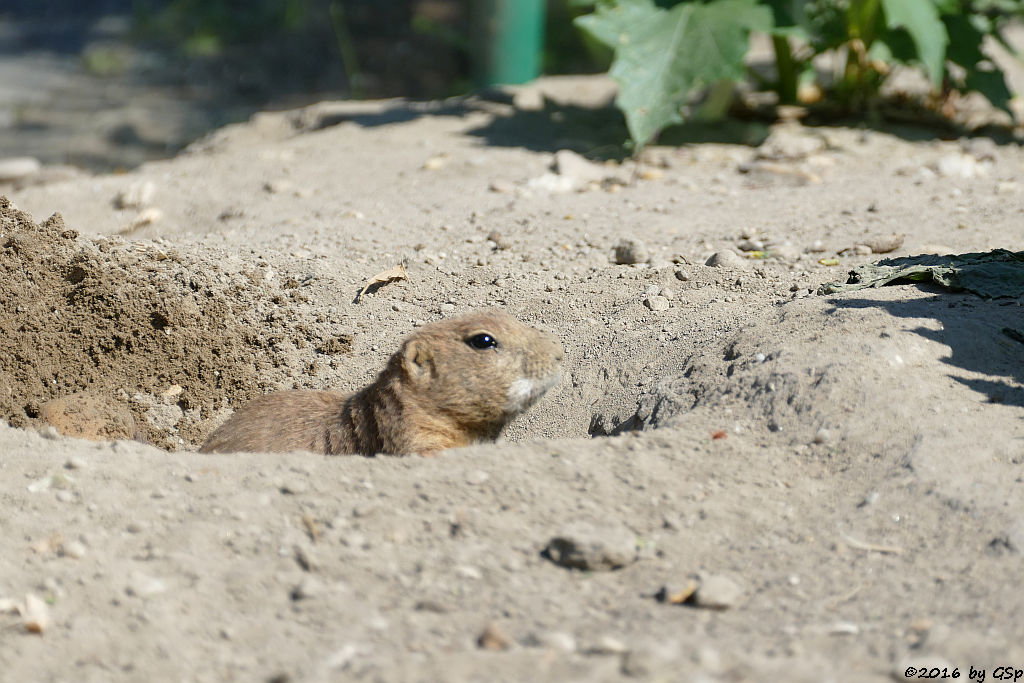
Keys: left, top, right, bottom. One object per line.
{"left": 357, "top": 264, "right": 407, "bottom": 302}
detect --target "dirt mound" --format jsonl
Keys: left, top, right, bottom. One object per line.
{"left": 0, "top": 196, "right": 337, "bottom": 448}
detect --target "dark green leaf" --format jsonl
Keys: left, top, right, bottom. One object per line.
{"left": 880, "top": 0, "right": 949, "bottom": 86}
{"left": 944, "top": 13, "right": 1013, "bottom": 112}
{"left": 577, "top": 0, "right": 771, "bottom": 148}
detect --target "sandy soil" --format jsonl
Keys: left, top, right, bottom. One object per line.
{"left": 2, "top": 76, "right": 1024, "bottom": 682}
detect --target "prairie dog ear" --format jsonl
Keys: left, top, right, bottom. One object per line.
{"left": 402, "top": 340, "right": 435, "bottom": 381}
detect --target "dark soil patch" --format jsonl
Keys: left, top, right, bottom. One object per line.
{"left": 0, "top": 196, "right": 333, "bottom": 448}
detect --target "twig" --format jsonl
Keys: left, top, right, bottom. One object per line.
{"left": 842, "top": 534, "right": 904, "bottom": 555}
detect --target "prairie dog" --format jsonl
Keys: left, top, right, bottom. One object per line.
{"left": 200, "top": 310, "right": 563, "bottom": 455}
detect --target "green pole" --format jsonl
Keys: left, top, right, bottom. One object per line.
{"left": 474, "top": 0, "right": 546, "bottom": 86}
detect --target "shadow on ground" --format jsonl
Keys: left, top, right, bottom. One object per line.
{"left": 831, "top": 287, "right": 1024, "bottom": 408}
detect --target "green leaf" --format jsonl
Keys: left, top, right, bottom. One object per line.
{"left": 930, "top": 0, "right": 959, "bottom": 14}
{"left": 820, "top": 250, "right": 1024, "bottom": 299}
{"left": 879, "top": 0, "right": 948, "bottom": 86}
{"left": 943, "top": 13, "right": 1013, "bottom": 112}
{"left": 761, "top": 0, "right": 809, "bottom": 40}
{"left": 574, "top": 0, "right": 659, "bottom": 49}
{"left": 577, "top": 0, "right": 771, "bottom": 148}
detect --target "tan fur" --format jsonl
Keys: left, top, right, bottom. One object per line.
{"left": 199, "top": 311, "right": 563, "bottom": 455}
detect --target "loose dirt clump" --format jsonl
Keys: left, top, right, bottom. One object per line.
{"left": 0, "top": 196, "right": 332, "bottom": 448}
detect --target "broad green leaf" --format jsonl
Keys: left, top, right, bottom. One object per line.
{"left": 879, "top": 0, "right": 948, "bottom": 86}
{"left": 574, "top": 0, "right": 659, "bottom": 50}
{"left": 578, "top": 0, "right": 771, "bottom": 148}
{"left": 931, "top": 0, "right": 959, "bottom": 13}
{"left": 943, "top": 13, "right": 1013, "bottom": 112}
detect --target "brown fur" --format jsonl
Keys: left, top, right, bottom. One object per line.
{"left": 199, "top": 311, "right": 563, "bottom": 455}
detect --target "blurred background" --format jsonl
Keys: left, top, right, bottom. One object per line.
{"left": 0, "top": 0, "right": 606, "bottom": 172}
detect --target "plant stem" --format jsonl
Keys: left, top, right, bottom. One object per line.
{"left": 771, "top": 34, "right": 797, "bottom": 104}
{"left": 329, "top": 1, "right": 364, "bottom": 99}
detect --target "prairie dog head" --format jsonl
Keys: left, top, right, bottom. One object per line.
{"left": 399, "top": 310, "right": 563, "bottom": 428}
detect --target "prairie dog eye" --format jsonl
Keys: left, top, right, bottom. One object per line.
{"left": 466, "top": 333, "right": 498, "bottom": 350}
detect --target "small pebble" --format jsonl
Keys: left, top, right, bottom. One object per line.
{"left": 114, "top": 180, "right": 156, "bottom": 209}
{"left": 644, "top": 296, "right": 670, "bottom": 312}
{"left": 614, "top": 239, "right": 650, "bottom": 265}
{"left": 126, "top": 572, "right": 168, "bottom": 597}
{"left": 673, "top": 268, "right": 690, "bottom": 281}
{"left": 553, "top": 149, "right": 607, "bottom": 185}
{"left": 865, "top": 233, "right": 904, "bottom": 254}
{"left": 488, "top": 180, "right": 515, "bottom": 194}
{"left": 934, "top": 154, "right": 985, "bottom": 179}
{"left": 477, "top": 622, "right": 513, "bottom": 651}
{"left": 466, "top": 470, "right": 490, "bottom": 485}
{"left": 828, "top": 621, "right": 860, "bottom": 635}
{"left": 859, "top": 490, "right": 880, "bottom": 507}
{"left": 22, "top": 593, "right": 50, "bottom": 634}
{"left": 0, "top": 157, "right": 41, "bottom": 181}
{"left": 263, "top": 179, "right": 294, "bottom": 194}
{"left": 279, "top": 480, "right": 309, "bottom": 495}
{"left": 341, "top": 532, "right": 368, "bottom": 549}
{"left": 64, "top": 456, "right": 87, "bottom": 470}
{"left": 414, "top": 599, "right": 450, "bottom": 613}
{"left": 692, "top": 574, "right": 742, "bottom": 610}
{"left": 705, "top": 250, "right": 747, "bottom": 269}
{"left": 456, "top": 565, "right": 482, "bottom": 580}
{"left": 487, "top": 230, "right": 511, "bottom": 250}
{"left": 422, "top": 156, "right": 446, "bottom": 170}
{"left": 813, "top": 428, "right": 832, "bottom": 445}
{"left": 290, "top": 576, "right": 325, "bottom": 601}
{"left": 544, "top": 521, "right": 637, "bottom": 571}
{"left": 587, "top": 635, "right": 628, "bottom": 655}
{"left": 352, "top": 502, "right": 381, "bottom": 519}
{"left": 61, "top": 541, "right": 87, "bottom": 559}
{"left": 160, "top": 384, "right": 184, "bottom": 399}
